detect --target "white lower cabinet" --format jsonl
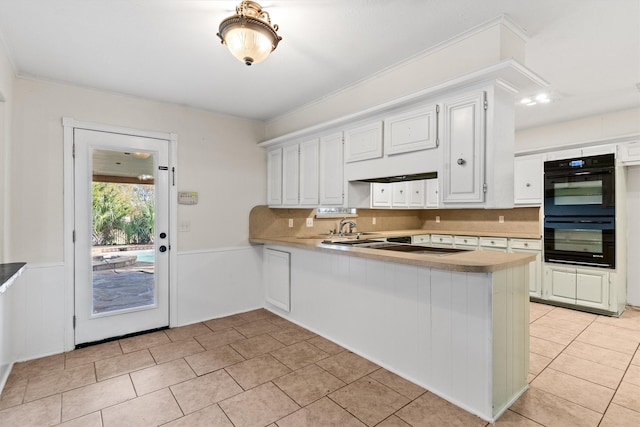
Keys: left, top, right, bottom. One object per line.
{"left": 264, "top": 248, "right": 291, "bottom": 312}
{"left": 544, "top": 264, "right": 610, "bottom": 311}
{"left": 480, "top": 237, "right": 508, "bottom": 252}
{"left": 454, "top": 235, "right": 479, "bottom": 250}
{"left": 430, "top": 234, "right": 454, "bottom": 248}
{"left": 509, "top": 239, "right": 542, "bottom": 298}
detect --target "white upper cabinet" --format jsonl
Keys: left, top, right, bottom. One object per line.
{"left": 371, "top": 182, "right": 391, "bottom": 207}
{"left": 441, "top": 91, "right": 485, "bottom": 204}
{"left": 391, "top": 182, "right": 409, "bottom": 207}
{"left": 267, "top": 148, "right": 283, "bottom": 206}
{"left": 299, "top": 139, "right": 319, "bottom": 205}
{"left": 425, "top": 178, "right": 439, "bottom": 208}
{"left": 344, "top": 121, "right": 383, "bottom": 163}
{"left": 514, "top": 154, "right": 543, "bottom": 205}
{"left": 384, "top": 105, "right": 438, "bottom": 155}
{"left": 407, "top": 180, "right": 426, "bottom": 207}
{"left": 282, "top": 144, "right": 300, "bottom": 206}
{"left": 319, "top": 132, "right": 344, "bottom": 206}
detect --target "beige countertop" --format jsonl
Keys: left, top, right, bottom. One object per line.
{"left": 250, "top": 235, "right": 536, "bottom": 273}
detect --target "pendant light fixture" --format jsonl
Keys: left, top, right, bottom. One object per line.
{"left": 217, "top": 1, "right": 282, "bottom": 66}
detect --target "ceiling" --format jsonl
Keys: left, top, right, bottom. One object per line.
{"left": 0, "top": 0, "right": 638, "bottom": 131}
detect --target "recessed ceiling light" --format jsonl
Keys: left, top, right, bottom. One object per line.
{"left": 535, "top": 93, "right": 549, "bottom": 101}
{"left": 520, "top": 97, "right": 532, "bottom": 104}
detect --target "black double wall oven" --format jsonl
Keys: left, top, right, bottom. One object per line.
{"left": 544, "top": 153, "right": 616, "bottom": 268}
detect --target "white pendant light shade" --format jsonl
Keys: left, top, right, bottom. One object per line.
{"left": 217, "top": 1, "right": 282, "bottom": 66}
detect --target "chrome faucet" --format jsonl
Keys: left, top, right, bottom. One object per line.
{"left": 338, "top": 218, "right": 357, "bottom": 235}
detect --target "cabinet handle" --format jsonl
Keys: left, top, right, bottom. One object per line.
{"left": 400, "top": 190, "right": 403, "bottom": 194}
{"left": 491, "top": 241, "right": 495, "bottom": 244}
{"left": 526, "top": 183, "right": 531, "bottom": 187}
{"left": 381, "top": 188, "right": 384, "bottom": 193}
{"left": 524, "top": 243, "right": 529, "bottom": 247}
{"left": 416, "top": 190, "right": 419, "bottom": 194}
{"left": 464, "top": 239, "right": 468, "bottom": 243}
{"left": 457, "top": 158, "right": 466, "bottom": 165}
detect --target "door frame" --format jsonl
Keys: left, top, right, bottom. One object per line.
{"left": 63, "top": 117, "right": 178, "bottom": 351}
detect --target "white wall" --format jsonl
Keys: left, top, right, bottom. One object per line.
{"left": 626, "top": 166, "right": 640, "bottom": 306}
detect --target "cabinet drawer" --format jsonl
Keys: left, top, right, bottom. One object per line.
{"left": 510, "top": 239, "right": 541, "bottom": 251}
{"left": 411, "top": 234, "right": 430, "bottom": 245}
{"left": 454, "top": 236, "right": 479, "bottom": 246}
{"left": 431, "top": 234, "right": 454, "bottom": 246}
{"left": 479, "top": 237, "right": 508, "bottom": 249}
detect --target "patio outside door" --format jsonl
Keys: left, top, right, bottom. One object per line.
{"left": 73, "top": 129, "right": 170, "bottom": 345}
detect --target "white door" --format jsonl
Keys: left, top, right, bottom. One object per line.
{"left": 74, "top": 129, "right": 170, "bottom": 345}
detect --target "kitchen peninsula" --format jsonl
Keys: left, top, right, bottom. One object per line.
{"left": 250, "top": 209, "right": 535, "bottom": 422}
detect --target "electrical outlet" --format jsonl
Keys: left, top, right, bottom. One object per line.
{"left": 372, "top": 217, "right": 376, "bottom": 225}
{"left": 306, "top": 218, "right": 313, "bottom": 227}
{"left": 436, "top": 216, "right": 440, "bottom": 223}
{"left": 499, "top": 215, "right": 505, "bottom": 223}
{"left": 288, "top": 218, "right": 293, "bottom": 228}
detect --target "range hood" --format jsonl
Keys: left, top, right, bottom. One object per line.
{"left": 357, "top": 172, "right": 437, "bottom": 183}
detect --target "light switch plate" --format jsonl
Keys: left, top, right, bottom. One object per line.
{"left": 288, "top": 219, "right": 293, "bottom": 228}
{"left": 306, "top": 218, "right": 313, "bottom": 227}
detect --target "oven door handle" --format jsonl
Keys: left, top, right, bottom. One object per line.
{"left": 545, "top": 169, "right": 613, "bottom": 179}
{"left": 546, "top": 219, "right": 611, "bottom": 224}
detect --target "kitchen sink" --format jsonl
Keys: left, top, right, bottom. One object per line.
{"left": 302, "top": 232, "right": 380, "bottom": 239}
{"left": 325, "top": 240, "right": 469, "bottom": 256}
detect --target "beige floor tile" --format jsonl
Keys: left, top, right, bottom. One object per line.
{"left": 233, "top": 320, "right": 281, "bottom": 338}
{"left": 203, "top": 314, "right": 248, "bottom": 332}
{"left": 0, "top": 394, "right": 61, "bottom": 427}
{"left": 529, "top": 337, "right": 566, "bottom": 359}
{"left": 532, "top": 315, "right": 589, "bottom": 334}
{"left": 529, "top": 323, "right": 578, "bottom": 346}
{"left": 269, "top": 316, "right": 297, "bottom": 329}
{"left": 510, "top": 387, "right": 602, "bottom": 427}
{"left": 194, "top": 329, "right": 246, "bottom": 351}
{"left": 225, "top": 353, "right": 291, "bottom": 390}
{"left": 273, "top": 364, "right": 345, "bottom": 407}
{"left": 218, "top": 382, "right": 299, "bottom": 427}
{"left": 548, "top": 353, "right": 625, "bottom": 389}
{"left": 65, "top": 341, "right": 122, "bottom": 369}
{"left": 633, "top": 349, "right": 640, "bottom": 366}
{"left": 184, "top": 345, "right": 245, "bottom": 376}
{"left": 595, "top": 308, "right": 640, "bottom": 331}
{"left": 94, "top": 349, "right": 156, "bottom": 381}
{"left": 7, "top": 354, "right": 65, "bottom": 383}
{"left": 493, "top": 409, "right": 543, "bottom": 426}
{"left": 316, "top": 351, "right": 379, "bottom": 384}
{"left": 527, "top": 373, "right": 536, "bottom": 383}
{"left": 101, "top": 388, "right": 183, "bottom": 427}
{"left": 130, "top": 358, "right": 196, "bottom": 395}
{"left": 376, "top": 415, "right": 411, "bottom": 427}
{"left": 585, "top": 322, "right": 640, "bottom": 343}
{"left": 329, "top": 376, "right": 410, "bottom": 426}
{"left": 545, "top": 306, "right": 597, "bottom": 324}
{"left": 576, "top": 328, "right": 639, "bottom": 355}
{"left": 562, "top": 341, "right": 632, "bottom": 370}
{"left": 163, "top": 403, "right": 233, "bottom": 427}
{"left": 368, "top": 369, "right": 426, "bottom": 400}
{"left": 395, "top": 391, "right": 486, "bottom": 427}
{"left": 623, "top": 364, "right": 640, "bottom": 387}
{"left": 270, "top": 341, "right": 329, "bottom": 370}
{"left": 307, "top": 336, "right": 347, "bottom": 355}
{"left": 229, "top": 333, "right": 284, "bottom": 359}
{"left": 164, "top": 322, "right": 212, "bottom": 342}
{"left": 599, "top": 402, "right": 640, "bottom": 427}
{"left": 529, "top": 310, "right": 547, "bottom": 323}
{"left": 529, "top": 353, "right": 552, "bottom": 376}
{"left": 277, "top": 396, "right": 366, "bottom": 427}
{"left": 119, "top": 331, "right": 171, "bottom": 353}
{"left": 148, "top": 337, "right": 205, "bottom": 364}
{"left": 530, "top": 302, "right": 555, "bottom": 314}
{"left": 531, "top": 368, "right": 614, "bottom": 413}
{"left": 0, "top": 378, "right": 27, "bottom": 410}
{"left": 170, "top": 369, "right": 242, "bottom": 414}
{"left": 612, "top": 380, "right": 640, "bottom": 412}
{"left": 57, "top": 411, "right": 102, "bottom": 427}
{"left": 61, "top": 375, "right": 135, "bottom": 422}
{"left": 239, "top": 308, "right": 279, "bottom": 322}
{"left": 23, "top": 364, "right": 95, "bottom": 403}
{"left": 270, "top": 326, "right": 316, "bottom": 345}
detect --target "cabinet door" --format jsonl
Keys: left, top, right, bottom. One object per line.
{"left": 441, "top": 92, "right": 485, "bottom": 204}
{"left": 344, "top": 121, "right": 383, "bottom": 162}
{"left": 319, "top": 132, "right": 344, "bottom": 205}
{"left": 392, "top": 182, "right": 408, "bottom": 207}
{"left": 371, "top": 183, "right": 391, "bottom": 207}
{"left": 299, "top": 139, "right": 319, "bottom": 205}
{"left": 264, "top": 248, "right": 291, "bottom": 312}
{"left": 267, "top": 148, "right": 283, "bottom": 206}
{"left": 576, "top": 269, "right": 610, "bottom": 310}
{"left": 511, "top": 248, "right": 542, "bottom": 297}
{"left": 384, "top": 105, "right": 437, "bottom": 155}
{"left": 408, "top": 180, "right": 425, "bottom": 207}
{"left": 425, "top": 178, "right": 439, "bottom": 208}
{"left": 546, "top": 265, "right": 576, "bottom": 304}
{"left": 514, "top": 155, "right": 542, "bottom": 205}
{"left": 282, "top": 145, "right": 300, "bottom": 206}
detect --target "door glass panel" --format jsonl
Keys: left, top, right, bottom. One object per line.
{"left": 91, "top": 149, "right": 155, "bottom": 314}
{"left": 553, "top": 180, "right": 603, "bottom": 205}
{"left": 554, "top": 229, "right": 602, "bottom": 253}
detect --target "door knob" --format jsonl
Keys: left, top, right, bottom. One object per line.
{"left": 159, "top": 245, "right": 167, "bottom": 253}
{"left": 457, "top": 158, "right": 466, "bottom": 165}
{"left": 159, "top": 232, "right": 167, "bottom": 239}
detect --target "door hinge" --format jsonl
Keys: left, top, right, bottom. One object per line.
{"left": 171, "top": 167, "right": 176, "bottom": 186}
{"left": 483, "top": 183, "right": 488, "bottom": 193}
{"left": 72, "top": 230, "right": 76, "bottom": 243}
{"left": 72, "top": 315, "right": 76, "bottom": 329}
{"left": 72, "top": 143, "right": 76, "bottom": 158}
{"left": 159, "top": 166, "right": 169, "bottom": 171}
{"left": 483, "top": 93, "right": 488, "bottom": 110}
{"left": 435, "top": 104, "right": 440, "bottom": 147}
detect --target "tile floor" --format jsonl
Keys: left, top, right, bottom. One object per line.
{"left": 1, "top": 303, "right": 640, "bottom": 426}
